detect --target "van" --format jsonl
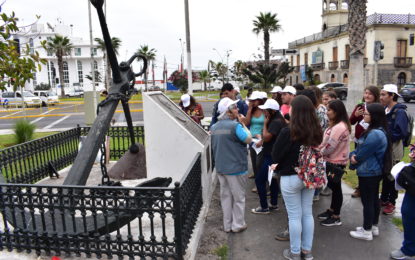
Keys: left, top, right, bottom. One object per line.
{"left": 1, "top": 91, "right": 42, "bottom": 107}
{"left": 33, "top": 90, "right": 60, "bottom": 106}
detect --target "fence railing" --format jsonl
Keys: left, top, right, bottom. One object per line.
{"left": 0, "top": 126, "right": 202, "bottom": 259}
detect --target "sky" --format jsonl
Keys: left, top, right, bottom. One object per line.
{"left": 3, "top": 0, "right": 414, "bottom": 78}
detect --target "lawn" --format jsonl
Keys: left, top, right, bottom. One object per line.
{"left": 0, "top": 132, "right": 58, "bottom": 149}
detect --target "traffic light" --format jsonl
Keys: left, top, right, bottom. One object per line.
{"left": 374, "top": 41, "right": 384, "bottom": 61}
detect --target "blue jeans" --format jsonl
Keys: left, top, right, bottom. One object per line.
{"left": 281, "top": 174, "right": 315, "bottom": 254}
{"left": 255, "top": 154, "right": 279, "bottom": 209}
{"left": 401, "top": 192, "right": 415, "bottom": 256}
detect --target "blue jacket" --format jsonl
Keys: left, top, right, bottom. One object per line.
{"left": 349, "top": 129, "right": 387, "bottom": 177}
{"left": 386, "top": 103, "right": 408, "bottom": 143}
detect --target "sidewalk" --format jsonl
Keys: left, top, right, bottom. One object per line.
{"left": 197, "top": 178, "right": 404, "bottom": 260}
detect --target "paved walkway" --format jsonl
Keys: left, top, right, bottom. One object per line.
{"left": 197, "top": 178, "right": 404, "bottom": 260}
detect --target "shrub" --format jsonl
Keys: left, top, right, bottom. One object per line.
{"left": 14, "top": 119, "right": 36, "bottom": 144}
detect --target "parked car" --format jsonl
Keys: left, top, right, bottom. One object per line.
{"left": 148, "top": 86, "right": 161, "bottom": 91}
{"left": 66, "top": 89, "right": 84, "bottom": 98}
{"left": 34, "top": 90, "right": 59, "bottom": 106}
{"left": 317, "top": 82, "right": 348, "bottom": 100}
{"left": 399, "top": 83, "right": 415, "bottom": 103}
{"left": 1, "top": 91, "right": 42, "bottom": 107}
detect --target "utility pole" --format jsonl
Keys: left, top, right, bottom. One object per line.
{"left": 184, "top": 0, "right": 193, "bottom": 95}
{"left": 88, "top": 0, "right": 96, "bottom": 120}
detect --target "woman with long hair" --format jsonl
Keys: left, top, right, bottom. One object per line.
{"left": 349, "top": 103, "right": 390, "bottom": 241}
{"left": 317, "top": 100, "right": 351, "bottom": 226}
{"left": 272, "top": 95, "right": 322, "bottom": 260}
{"left": 179, "top": 94, "right": 204, "bottom": 124}
{"left": 251, "top": 99, "right": 286, "bottom": 214}
{"left": 349, "top": 86, "right": 380, "bottom": 198}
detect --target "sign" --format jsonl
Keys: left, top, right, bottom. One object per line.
{"left": 271, "top": 49, "right": 297, "bottom": 56}
{"left": 312, "top": 49, "right": 324, "bottom": 64}
{"left": 300, "top": 65, "right": 307, "bottom": 81}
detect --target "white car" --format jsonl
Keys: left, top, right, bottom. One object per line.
{"left": 34, "top": 90, "right": 60, "bottom": 106}
{"left": 1, "top": 91, "right": 42, "bottom": 107}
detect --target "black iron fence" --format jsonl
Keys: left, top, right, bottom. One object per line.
{"left": 0, "top": 127, "right": 203, "bottom": 259}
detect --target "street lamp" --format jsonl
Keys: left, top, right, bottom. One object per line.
{"left": 212, "top": 48, "right": 224, "bottom": 63}
{"left": 179, "top": 38, "right": 185, "bottom": 72}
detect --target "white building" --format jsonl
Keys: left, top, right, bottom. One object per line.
{"left": 286, "top": 0, "right": 415, "bottom": 87}
{"left": 14, "top": 23, "right": 105, "bottom": 93}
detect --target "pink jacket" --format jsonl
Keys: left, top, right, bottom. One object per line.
{"left": 319, "top": 122, "right": 350, "bottom": 165}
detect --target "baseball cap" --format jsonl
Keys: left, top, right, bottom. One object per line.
{"left": 180, "top": 94, "right": 191, "bottom": 108}
{"left": 281, "top": 86, "right": 297, "bottom": 95}
{"left": 259, "top": 91, "right": 268, "bottom": 99}
{"left": 248, "top": 91, "right": 262, "bottom": 100}
{"left": 258, "top": 99, "right": 280, "bottom": 111}
{"left": 383, "top": 84, "right": 401, "bottom": 97}
{"left": 234, "top": 86, "right": 240, "bottom": 93}
{"left": 218, "top": 97, "right": 239, "bottom": 114}
{"left": 270, "top": 86, "right": 283, "bottom": 93}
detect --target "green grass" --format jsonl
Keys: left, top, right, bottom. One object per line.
{"left": 0, "top": 132, "right": 58, "bottom": 149}
{"left": 392, "top": 217, "right": 403, "bottom": 231}
{"left": 212, "top": 244, "right": 228, "bottom": 260}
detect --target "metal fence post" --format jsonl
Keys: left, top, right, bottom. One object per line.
{"left": 174, "top": 181, "right": 183, "bottom": 260}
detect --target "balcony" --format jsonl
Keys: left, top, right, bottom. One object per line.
{"left": 394, "top": 57, "right": 413, "bottom": 68}
{"left": 311, "top": 63, "right": 325, "bottom": 71}
{"left": 329, "top": 61, "right": 339, "bottom": 70}
{"left": 340, "top": 60, "right": 349, "bottom": 69}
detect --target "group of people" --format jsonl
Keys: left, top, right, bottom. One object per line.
{"left": 206, "top": 82, "right": 414, "bottom": 260}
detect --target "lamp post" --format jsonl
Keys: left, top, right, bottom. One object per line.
{"left": 179, "top": 38, "right": 185, "bottom": 72}
{"left": 184, "top": 0, "right": 193, "bottom": 95}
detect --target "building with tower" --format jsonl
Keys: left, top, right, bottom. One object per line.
{"left": 286, "top": 0, "right": 415, "bottom": 88}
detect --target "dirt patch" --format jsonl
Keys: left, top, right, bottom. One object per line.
{"left": 195, "top": 184, "right": 229, "bottom": 260}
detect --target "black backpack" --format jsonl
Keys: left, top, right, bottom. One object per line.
{"left": 397, "top": 164, "right": 415, "bottom": 196}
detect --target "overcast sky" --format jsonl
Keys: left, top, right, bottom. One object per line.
{"left": 3, "top": 0, "right": 414, "bottom": 78}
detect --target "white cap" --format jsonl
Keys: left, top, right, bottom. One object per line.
{"left": 180, "top": 94, "right": 191, "bottom": 108}
{"left": 248, "top": 91, "right": 262, "bottom": 100}
{"left": 234, "top": 86, "right": 240, "bottom": 93}
{"left": 281, "top": 86, "right": 297, "bottom": 95}
{"left": 259, "top": 99, "right": 280, "bottom": 111}
{"left": 270, "top": 86, "right": 283, "bottom": 93}
{"left": 259, "top": 91, "right": 268, "bottom": 99}
{"left": 383, "top": 84, "right": 401, "bottom": 97}
{"left": 218, "top": 97, "right": 239, "bottom": 114}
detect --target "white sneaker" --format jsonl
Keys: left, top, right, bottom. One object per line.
{"left": 356, "top": 226, "right": 379, "bottom": 236}
{"left": 350, "top": 228, "right": 373, "bottom": 241}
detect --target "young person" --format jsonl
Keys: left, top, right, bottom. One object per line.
{"left": 280, "top": 86, "right": 296, "bottom": 116}
{"left": 322, "top": 91, "right": 337, "bottom": 107}
{"left": 272, "top": 95, "right": 323, "bottom": 260}
{"left": 349, "top": 103, "right": 389, "bottom": 241}
{"left": 380, "top": 84, "right": 408, "bottom": 215}
{"left": 251, "top": 99, "right": 286, "bottom": 214}
{"left": 349, "top": 86, "right": 380, "bottom": 198}
{"left": 270, "top": 86, "right": 283, "bottom": 106}
{"left": 179, "top": 94, "right": 204, "bottom": 124}
{"left": 211, "top": 97, "right": 252, "bottom": 233}
{"left": 317, "top": 100, "right": 351, "bottom": 226}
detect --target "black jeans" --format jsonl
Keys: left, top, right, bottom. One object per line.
{"left": 255, "top": 154, "right": 279, "bottom": 209}
{"left": 359, "top": 175, "right": 382, "bottom": 230}
{"left": 380, "top": 174, "right": 398, "bottom": 205}
{"left": 327, "top": 164, "right": 345, "bottom": 215}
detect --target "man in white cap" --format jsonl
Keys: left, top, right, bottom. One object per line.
{"left": 270, "top": 86, "right": 283, "bottom": 105}
{"left": 280, "top": 86, "right": 297, "bottom": 116}
{"left": 380, "top": 84, "right": 409, "bottom": 215}
{"left": 211, "top": 97, "right": 252, "bottom": 233}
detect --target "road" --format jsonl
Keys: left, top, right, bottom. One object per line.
{"left": 0, "top": 97, "right": 414, "bottom": 131}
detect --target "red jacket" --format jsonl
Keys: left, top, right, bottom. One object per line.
{"left": 349, "top": 103, "right": 365, "bottom": 140}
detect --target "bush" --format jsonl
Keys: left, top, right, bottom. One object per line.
{"left": 14, "top": 119, "right": 36, "bottom": 144}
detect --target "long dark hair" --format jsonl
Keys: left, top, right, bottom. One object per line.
{"left": 328, "top": 99, "right": 351, "bottom": 132}
{"left": 290, "top": 95, "right": 323, "bottom": 146}
{"left": 266, "top": 109, "right": 286, "bottom": 129}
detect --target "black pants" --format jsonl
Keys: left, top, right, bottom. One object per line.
{"left": 327, "top": 165, "right": 345, "bottom": 215}
{"left": 359, "top": 175, "right": 382, "bottom": 230}
{"left": 380, "top": 174, "right": 398, "bottom": 205}
{"left": 249, "top": 147, "right": 260, "bottom": 177}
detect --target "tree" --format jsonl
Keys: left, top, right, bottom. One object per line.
{"left": 198, "top": 70, "right": 210, "bottom": 91}
{"left": 94, "top": 37, "right": 122, "bottom": 90}
{"left": 0, "top": 12, "right": 45, "bottom": 91}
{"left": 346, "top": 0, "right": 367, "bottom": 113}
{"left": 232, "top": 60, "right": 247, "bottom": 83}
{"left": 44, "top": 35, "right": 73, "bottom": 97}
{"left": 252, "top": 12, "right": 281, "bottom": 64}
{"left": 278, "top": 62, "right": 294, "bottom": 86}
{"left": 242, "top": 61, "right": 292, "bottom": 89}
{"left": 136, "top": 45, "right": 156, "bottom": 91}
{"left": 168, "top": 70, "right": 198, "bottom": 93}
{"left": 209, "top": 60, "right": 228, "bottom": 83}
{"left": 85, "top": 71, "right": 103, "bottom": 83}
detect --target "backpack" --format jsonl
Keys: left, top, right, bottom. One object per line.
{"left": 295, "top": 145, "right": 327, "bottom": 189}
{"left": 392, "top": 109, "right": 414, "bottom": 147}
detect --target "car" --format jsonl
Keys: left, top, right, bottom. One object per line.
{"left": 66, "top": 89, "right": 84, "bottom": 98}
{"left": 317, "top": 82, "right": 348, "bottom": 100}
{"left": 1, "top": 91, "right": 42, "bottom": 107}
{"left": 34, "top": 90, "right": 60, "bottom": 106}
{"left": 148, "top": 86, "right": 161, "bottom": 91}
{"left": 399, "top": 83, "right": 415, "bottom": 103}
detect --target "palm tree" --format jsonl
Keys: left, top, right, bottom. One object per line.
{"left": 233, "top": 60, "right": 246, "bottom": 83}
{"left": 45, "top": 35, "right": 73, "bottom": 97}
{"left": 137, "top": 45, "right": 157, "bottom": 91}
{"left": 95, "top": 37, "right": 122, "bottom": 90}
{"left": 346, "top": 0, "right": 367, "bottom": 113}
{"left": 198, "top": 70, "right": 210, "bottom": 91}
{"left": 209, "top": 60, "right": 227, "bottom": 83}
{"left": 252, "top": 12, "right": 281, "bottom": 64}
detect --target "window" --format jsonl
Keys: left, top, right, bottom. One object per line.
{"left": 290, "top": 56, "right": 294, "bottom": 66}
{"left": 296, "top": 54, "right": 300, "bottom": 66}
{"left": 397, "top": 40, "right": 407, "bottom": 57}
{"left": 63, "top": 61, "right": 69, "bottom": 85}
{"left": 74, "top": 48, "right": 81, "bottom": 56}
{"left": 343, "top": 73, "right": 348, "bottom": 84}
{"left": 304, "top": 53, "right": 308, "bottom": 65}
{"left": 93, "top": 60, "right": 98, "bottom": 71}
{"left": 77, "top": 60, "right": 83, "bottom": 83}
{"left": 47, "top": 61, "right": 56, "bottom": 87}
{"left": 345, "top": 44, "right": 350, "bottom": 60}
{"left": 91, "top": 48, "right": 97, "bottom": 56}
{"left": 331, "top": 74, "right": 336, "bottom": 82}
{"left": 398, "top": 72, "right": 406, "bottom": 86}
{"left": 29, "top": 38, "right": 34, "bottom": 54}
{"left": 332, "top": 47, "right": 338, "bottom": 61}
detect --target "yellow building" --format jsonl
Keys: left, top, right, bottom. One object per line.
{"left": 287, "top": 0, "right": 415, "bottom": 87}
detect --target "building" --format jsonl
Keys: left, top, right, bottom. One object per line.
{"left": 13, "top": 22, "right": 105, "bottom": 93}
{"left": 287, "top": 0, "right": 415, "bottom": 87}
